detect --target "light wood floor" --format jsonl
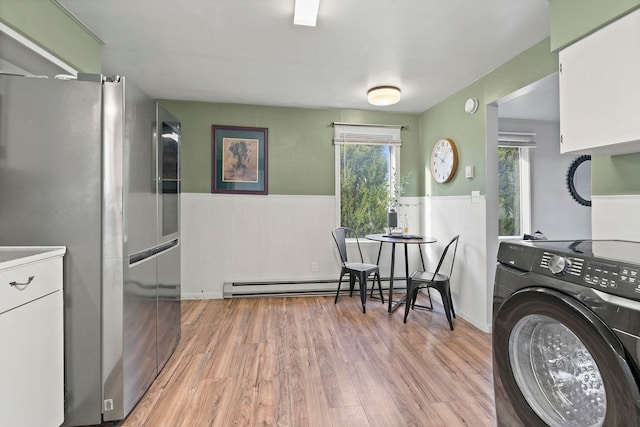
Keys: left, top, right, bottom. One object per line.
{"left": 116, "top": 294, "right": 496, "bottom": 427}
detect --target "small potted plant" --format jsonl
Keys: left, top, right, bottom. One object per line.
{"left": 388, "top": 170, "right": 412, "bottom": 234}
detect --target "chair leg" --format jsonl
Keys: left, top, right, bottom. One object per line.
{"left": 368, "top": 272, "right": 384, "bottom": 303}
{"left": 412, "top": 286, "right": 422, "bottom": 312}
{"left": 349, "top": 274, "right": 356, "bottom": 297}
{"left": 441, "top": 284, "right": 454, "bottom": 330}
{"left": 376, "top": 272, "right": 384, "bottom": 304}
{"left": 425, "top": 288, "right": 434, "bottom": 310}
{"left": 334, "top": 274, "right": 343, "bottom": 304}
{"left": 411, "top": 285, "right": 420, "bottom": 309}
{"left": 448, "top": 288, "right": 456, "bottom": 318}
{"left": 358, "top": 272, "right": 367, "bottom": 313}
{"left": 443, "top": 299, "right": 454, "bottom": 330}
{"left": 404, "top": 279, "right": 414, "bottom": 323}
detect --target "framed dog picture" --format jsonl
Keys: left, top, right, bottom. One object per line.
{"left": 211, "top": 125, "right": 268, "bottom": 195}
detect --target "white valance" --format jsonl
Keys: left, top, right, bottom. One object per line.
{"left": 498, "top": 131, "right": 536, "bottom": 148}
{"left": 333, "top": 122, "right": 403, "bottom": 146}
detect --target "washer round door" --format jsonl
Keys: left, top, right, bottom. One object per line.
{"left": 493, "top": 287, "right": 639, "bottom": 426}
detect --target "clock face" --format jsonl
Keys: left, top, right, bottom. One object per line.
{"left": 430, "top": 138, "right": 458, "bottom": 183}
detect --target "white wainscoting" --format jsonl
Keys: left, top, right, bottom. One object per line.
{"left": 181, "top": 193, "right": 491, "bottom": 332}
{"left": 181, "top": 193, "right": 427, "bottom": 299}
{"left": 181, "top": 193, "right": 338, "bottom": 299}
{"left": 423, "top": 195, "right": 490, "bottom": 332}
{"left": 592, "top": 195, "right": 640, "bottom": 241}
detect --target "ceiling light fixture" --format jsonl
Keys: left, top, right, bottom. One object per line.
{"left": 367, "top": 86, "right": 401, "bottom": 106}
{"left": 294, "top": 0, "right": 320, "bottom": 26}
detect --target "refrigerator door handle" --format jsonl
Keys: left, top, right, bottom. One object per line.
{"left": 129, "top": 239, "right": 179, "bottom": 265}
{"left": 129, "top": 249, "right": 152, "bottom": 265}
{"left": 152, "top": 239, "right": 179, "bottom": 256}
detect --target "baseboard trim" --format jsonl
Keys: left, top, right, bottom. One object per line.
{"left": 224, "top": 277, "right": 407, "bottom": 298}
{"left": 182, "top": 291, "right": 224, "bottom": 300}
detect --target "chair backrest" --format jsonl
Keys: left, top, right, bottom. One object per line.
{"left": 332, "top": 227, "right": 364, "bottom": 264}
{"left": 432, "top": 235, "right": 460, "bottom": 279}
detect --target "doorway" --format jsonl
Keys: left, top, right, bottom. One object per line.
{"left": 491, "top": 73, "right": 591, "bottom": 240}
{"left": 485, "top": 73, "right": 593, "bottom": 302}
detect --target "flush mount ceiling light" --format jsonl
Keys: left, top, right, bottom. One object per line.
{"left": 367, "top": 86, "right": 401, "bottom": 106}
{"left": 294, "top": 0, "right": 320, "bottom": 26}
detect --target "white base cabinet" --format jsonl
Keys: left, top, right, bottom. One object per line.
{"left": 0, "top": 247, "right": 66, "bottom": 427}
{"left": 559, "top": 7, "right": 640, "bottom": 155}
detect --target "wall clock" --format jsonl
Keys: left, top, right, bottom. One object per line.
{"left": 430, "top": 138, "right": 459, "bottom": 183}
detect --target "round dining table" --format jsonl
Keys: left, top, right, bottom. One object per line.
{"left": 365, "top": 234, "right": 437, "bottom": 313}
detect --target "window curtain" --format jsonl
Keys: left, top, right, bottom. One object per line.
{"left": 498, "top": 131, "right": 536, "bottom": 148}
{"left": 333, "top": 123, "right": 402, "bottom": 146}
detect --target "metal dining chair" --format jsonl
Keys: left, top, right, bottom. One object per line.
{"left": 332, "top": 227, "right": 384, "bottom": 313}
{"left": 403, "top": 235, "right": 460, "bottom": 329}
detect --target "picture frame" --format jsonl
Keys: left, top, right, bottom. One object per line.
{"left": 211, "top": 125, "right": 268, "bottom": 195}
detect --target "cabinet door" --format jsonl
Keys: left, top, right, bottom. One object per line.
{"left": 0, "top": 291, "right": 64, "bottom": 427}
{"left": 559, "top": 8, "right": 640, "bottom": 154}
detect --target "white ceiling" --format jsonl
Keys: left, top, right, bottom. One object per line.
{"left": 57, "top": 0, "right": 551, "bottom": 114}
{"left": 499, "top": 73, "right": 559, "bottom": 121}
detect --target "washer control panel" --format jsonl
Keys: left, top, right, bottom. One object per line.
{"left": 540, "top": 252, "right": 584, "bottom": 277}
{"left": 583, "top": 261, "right": 640, "bottom": 293}
{"left": 536, "top": 251, "right": 640, "bottom": 299}
{"left": 498, "top": 240, "right": 640, "bottom": 302}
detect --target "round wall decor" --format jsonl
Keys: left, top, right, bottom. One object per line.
{"left": 566, "top": 155, "right": 592, "bottom": 207}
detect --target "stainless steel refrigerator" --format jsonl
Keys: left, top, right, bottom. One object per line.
{"left": 0, "top": 73, "right": 181, "bottom": 426}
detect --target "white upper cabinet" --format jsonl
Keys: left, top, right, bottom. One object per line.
{"left": 559, "top": 8, "right": 640, "bottom": 155}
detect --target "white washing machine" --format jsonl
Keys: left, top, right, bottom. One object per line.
{"left": 493, "top": 240, "right": 640, "bottom": 426}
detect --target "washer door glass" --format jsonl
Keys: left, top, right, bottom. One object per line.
{"left": 509, "top": 314, "right": 606, "bottom": 426}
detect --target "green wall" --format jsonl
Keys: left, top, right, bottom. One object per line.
{"left": 550, "top": 0, "right": 640, "bottom": 50}
{"left": 0, "top": 0, "right": 101, "bottom": 72}
{"left": 593, "top": 154, "right": 640, "bottom": 195}
{"left": 159, "top": 101, "right": 421, "bottom": 196}
{"left": 418, "top": 39, "right": 558, "bottom": 196}
{"left": 7, "top": 1, "right": 640, "bottom": 197}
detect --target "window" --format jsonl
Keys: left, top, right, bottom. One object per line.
{"left": 498, "top": 132, "right": 534, "bottom": 238}
{"left": 334, "top": 124, "right": 401, "bottom": 237}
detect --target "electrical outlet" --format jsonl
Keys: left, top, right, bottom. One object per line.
{"left": 471, "top": 191, "right": 480, "bottom": 203}
{"left": 311, "top": 261, "right": 318, "bottom": 272}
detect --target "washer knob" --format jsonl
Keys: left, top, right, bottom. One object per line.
{"left": 549, "top": 255, "right": 571, "bottom": 275}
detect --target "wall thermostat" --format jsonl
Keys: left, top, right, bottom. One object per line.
{"left": 465, "top": 97, "right": 479, "bottom": 114}
{"left": 465, "top": 165, "right": 474, "bottom": 178}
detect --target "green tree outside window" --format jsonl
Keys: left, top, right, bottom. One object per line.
{"left": 339, "top": 144, "right": 390, "bottom": 237}
{"left": 498, "top": 146, "right": 521, "bottom": 236}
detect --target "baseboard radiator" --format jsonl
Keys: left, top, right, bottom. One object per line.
{"left": 224, "top": 277, "right": 407, "bottom": 298}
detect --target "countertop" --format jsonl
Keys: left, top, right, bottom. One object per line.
{"left": 0, "top": 246, "right": 67, "bottom": 270}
